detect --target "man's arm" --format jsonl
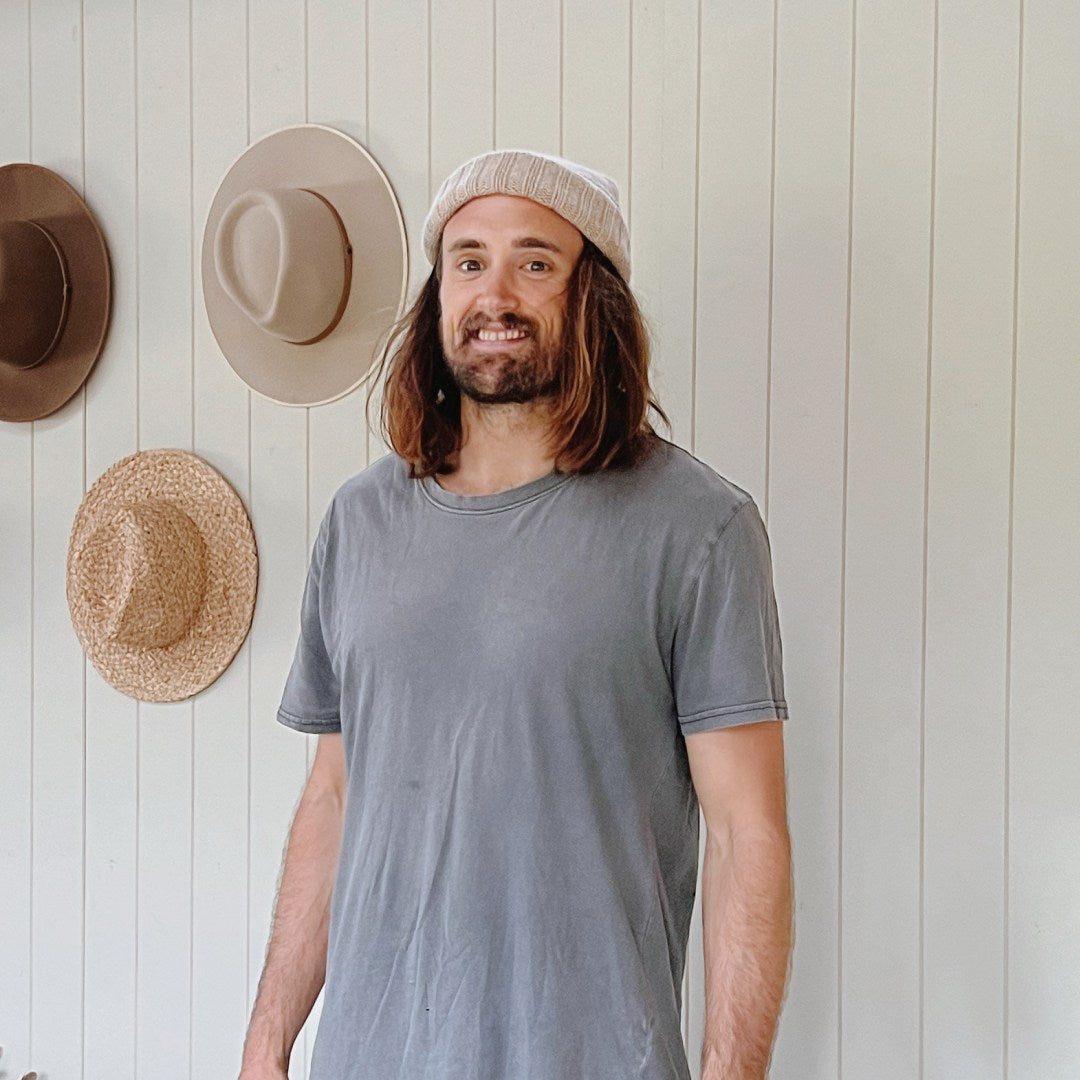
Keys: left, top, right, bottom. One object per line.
{"left": 239, "top": 732, "right": 346, "bottom": 1079}
{"left": 685, "top": 719, "right": 793, "bottom": 1080}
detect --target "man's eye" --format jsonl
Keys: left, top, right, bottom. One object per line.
{"left": 526, "top": 260, "right": 549, "bottom": 272}
{"left": 458, "top": 259, "right": 482, "bottom": 272}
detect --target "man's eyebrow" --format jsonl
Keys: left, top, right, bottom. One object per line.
{"left": 444, "top": 237, "right": 565, "bottom": 255}
{"left": 512, "top": 237, "right": 563, "bottom": 254}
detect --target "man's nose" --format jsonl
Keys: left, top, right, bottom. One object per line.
{"left": 476, "top": 262, "right": 519, "bottom": 312}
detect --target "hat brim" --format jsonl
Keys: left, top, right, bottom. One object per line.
{"left": 67, "top": 449, "right": 258, "bottom": 703}
{"left": 201, "top": 125, "right": 408, "bottom": 407}
{"left": 0, "top": 164, "right": 111, "bottom": 422}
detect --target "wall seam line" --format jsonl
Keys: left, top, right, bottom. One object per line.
{"left": 626, "top": 0, "right": 633, "bottom": 225}
{"left": 244, "top": 0, "right": 252, "bottom": 1017}
{"left": 690, "top": 0, "right": 702, "bottom": 462}
{"left": 838, "top": 0, "right": 858, "bottom": 1071}
{"left": 27, "top": 0, "right": 31, "bottom": 160}
{"left": 921, "top": 0, "right": 942, "bottom": 1076}
{"left": 80, "top": 3, "right": 88, "bottom": 1078}
{"left": 133, "top": 0, "right": 141, "bottom": 1063}
{"left": 558, "top": 0, "right": 564, "bottom": 155}
{"left": 364, "top": 0, "right": 370, "bottom": 467}
{"left": 187, "top": 3, "right": 195, "bottom": 1078}
{"left": 426, "top": 0, "right": 431, "bottom": 201}
{"left": 764, "top": 0, "right": 777, "bottom": 525}
{"left": 1004, "top": 1, "right": 1024, "bottom": 1075}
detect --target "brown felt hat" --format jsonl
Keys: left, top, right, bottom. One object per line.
{"left": 67, "top": 449, "right": 258, "bottom": 703}
{"left": 0, "top": 163, "right": 111, "bottom": 422}
{"left": 201, "top": 124, "right": 408, "bottom": 406}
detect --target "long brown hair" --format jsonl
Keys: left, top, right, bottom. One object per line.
{"left": 365, "top": 241, "right": 669, "bottom": 478}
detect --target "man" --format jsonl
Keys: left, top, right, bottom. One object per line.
{"left": 239, "top": 150, "right": 793, "bottom": 1080}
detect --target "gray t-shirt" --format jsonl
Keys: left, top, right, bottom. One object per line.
{"left": 278, "top": 436, "right": 788, "bottom": 1080}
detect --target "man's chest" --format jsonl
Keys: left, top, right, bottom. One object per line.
{"left": 321, "top": 515, "right": 678, "bottom": 698}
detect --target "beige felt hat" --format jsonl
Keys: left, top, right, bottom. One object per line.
{"left": 201, "top": 124, "right": 408, "bottom": 406}
{"left": 1, "top": 163, "right": 111, "bottom": 422}
{"left": 67, "top": 449, "right": 258, "bottom": 703}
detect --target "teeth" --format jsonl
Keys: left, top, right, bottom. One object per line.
{"left": 476, "top": 329, "right": 528, "bottom": 341}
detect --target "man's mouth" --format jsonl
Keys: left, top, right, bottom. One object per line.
{"left": 472, "top": 327, "right": 530, "bottom": 342}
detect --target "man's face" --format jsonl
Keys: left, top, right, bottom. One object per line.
{"left": 438, "top": 194, "right": 585, "bottom": 405}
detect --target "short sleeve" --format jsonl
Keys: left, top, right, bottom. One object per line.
{"left": 277, "top": 502, "right": 342, "bottom": 734}
{"left": 672, "top": 498, "right": 788, "bottom": 735}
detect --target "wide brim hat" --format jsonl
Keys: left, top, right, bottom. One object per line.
{"left": 0, "top": 163, "right": 111, "bottom": 421}
{"left": 201, "top": 124, "right": 408, "bottom": 407}
{"left": 67, "top": 449, "right": 258, "bottom": 703}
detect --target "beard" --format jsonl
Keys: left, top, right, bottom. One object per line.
{"left": 441, "top": 312, "right": 564, "bottom": 405}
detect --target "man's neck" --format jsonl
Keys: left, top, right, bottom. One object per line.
{"left": 437, "top": 397, "right": 557, "bottom": 496}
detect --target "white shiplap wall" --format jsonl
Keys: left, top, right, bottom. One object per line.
{"left": 1, "top": 1, "right": 1077, "bottom": 1078}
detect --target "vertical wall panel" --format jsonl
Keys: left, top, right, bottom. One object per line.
{"left": 367, "top": 0, "right": 429, "bottom": 293}
{"left": 767, "top": 1, "right": 851, "bottom": 1077}
{"left": 842, "top": 2, "right": 935, "bottom": 1077}
{"left": 1010, "top": 1, "right": 1080, "bottom": 1076}
{"left": 83, "top": 0, "right": 140, "bottom": 1075}
{"left": 494, "top": 0, "right": 560, "bottom": 151}
{"left": 307, "top": 0, "right": 367, "bottom": 139}
{"left": 629, "top": 0, "right": 699, "bottom": 450}
{"left": 692, "top": 0, "right": 773, "bottom": 500}
{"left": 366, "top": 0, "right": 428, "bottom": 469}
{"left": 430, "top": 0, "right": 494, "bottom": 189}
{"left": 248, "top": 0, "right": 306, "bottom": 142}
{"left": 134, "top": 3, "right": 195, "bottom": 1076}
{"left": 0, "top": 1, "right": 29, "bottom": 161}
{"left": 0, "top": 7, "right": 33, "bottom": 1079}
{"left": 136, "top": 2, "right": 193, "bottom": 451}
{"left": 190, "top": 0, "right": 252, "bottom": 1075}
{"left": 562, "top": 1, "right": 630, "bottom": 196}
{"left": 27, "top": 3, "right": 86, "bottom": 1078}
{"left": 923, "top": 2, "right": 1019, "bottom": 1077}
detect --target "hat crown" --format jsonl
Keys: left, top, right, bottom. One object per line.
{"left": 72, "top": 499, "right": 209, "bottom": 650}
{"left": 0, "top": 218, "right": 71, "bottom": 371}
{"left": 213, "top": 187, "right": 351, "bottom": 345}
{"left": 422, "top": 149, "right": 631, "bottom": 281}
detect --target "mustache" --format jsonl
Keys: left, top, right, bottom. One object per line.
{"left": 459, "top": 312, "right": 537, "bottom": 336}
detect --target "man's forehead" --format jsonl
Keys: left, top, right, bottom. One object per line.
{"left": 441, "top": 194, "right": 583, "bottom": 250}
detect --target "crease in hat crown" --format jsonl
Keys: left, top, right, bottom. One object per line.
{"left": 422, "top": 150, "right": 631, "bottom": 282}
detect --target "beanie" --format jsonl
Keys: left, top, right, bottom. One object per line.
{"left": 422, "top": 149, "right": 631, "bottom": 281}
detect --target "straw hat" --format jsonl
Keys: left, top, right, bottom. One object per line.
{"left": 201, "top": 124, "right": 408, "bottom": 406}
{"left": 0, "top": 163, "right": 111, "bottom": 422}
{"left": 67, "top": 449, "right": 258, "bottom": 703}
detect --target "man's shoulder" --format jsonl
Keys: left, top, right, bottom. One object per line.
{"left": 322, "top": 451, "right": 413, "bottom": 531}
{"left": 606, "top": 436, "right": 757, "bottom": 527}
{"left": 332, "top": 450, "right": 409, "bottom": 500}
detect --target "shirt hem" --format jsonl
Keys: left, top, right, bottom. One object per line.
{"left": 276, "top": 707, "right": 342, "bottom": 734}
{"left": 678, "top": 700, "right": 788, "bottom": 734}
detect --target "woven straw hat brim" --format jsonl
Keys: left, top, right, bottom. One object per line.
{"left": 201, "top": 124, "right": 408, "bottom": 407}
{"left": 67, "top": 449, "right": 258, "bottom": 703}
{"left": 0, "top": 164, "right": 111, "bottom": 422}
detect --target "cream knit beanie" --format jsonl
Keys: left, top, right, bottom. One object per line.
{"left": 422, "top": 149, "right": 631, "bottom": 281}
